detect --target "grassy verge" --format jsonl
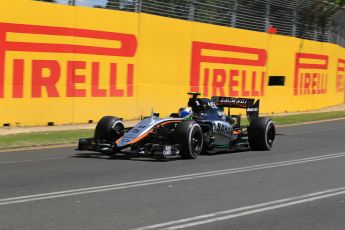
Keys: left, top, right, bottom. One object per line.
{"left": 0, "top": 111, "right": 345, "bottom": 150}
{"left": 0, "top": 129, "right": 93, "bottom": 150}
{"left": 268, "top": 111, "right": 345, "bottom": 125}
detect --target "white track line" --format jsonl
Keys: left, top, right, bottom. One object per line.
{"left": 0, "top": 157, "right": 67, "bottom": 164}
{"left": 1, "top": 152, "right": 345, "bottom": 206}
{"left": 0, "top": 144, "right": 75, "bottom": 153}
{"left": 133, "top": 186, "right": 345, "bottom": 230}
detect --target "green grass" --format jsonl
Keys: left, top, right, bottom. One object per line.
{"left": 1, "top": 111, "right": 345, "bottom": 150}
{"left": 238, "top": 111, "right": 345, "bottom": 126}
{"left": 0, "top": 129, "right": 93, "bottom": 150}
{"left": 268, "top": 111, "right": 345, "bottom": 125}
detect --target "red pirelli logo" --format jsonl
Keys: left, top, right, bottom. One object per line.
{"left": 294, "top": 53, "right": 328, "bottom": 96}
{"left": 0, "top": 22, "right": 137, "bottom": 98}
{"left": 336, "top": 58, "right": 345, "bottom": 93}
{"left": 190, "top": 41, "right": 267, "bottom": 97}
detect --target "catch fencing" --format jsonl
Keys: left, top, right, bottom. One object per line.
{"left": 56, "top": 0, "right": 345, "bottom": 47}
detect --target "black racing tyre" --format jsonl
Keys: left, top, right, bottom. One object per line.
{"left": 248, "top": 117, "right": 275, "bottom": 150}
{"left": 94, "top": 116, "right": 124, "bottom": 141}
{"left": 173, "top": 121, "right": 203, "bottom": 159}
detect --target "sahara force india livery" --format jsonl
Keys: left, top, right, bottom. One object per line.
{"left": 77, "top": 93, "right": 276, "bottom": 159}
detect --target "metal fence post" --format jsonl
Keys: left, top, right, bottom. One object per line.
{"left": 188, "top": 0, "right": 195, "bottom": 21}
{"left": 231, "top": 0, "right": 237, "bottom": 27}
{"left": 314, "top": 26, "right": 318, "bottom": 41}
{"left": 292, "top": 10, "right": 297, "bottom": 37}
{"left": 327, "top": 21, "right": 333, "bottom": 42}
{"left": 135, "top": 0, "right": 142, "bottom": 13}
{"left": 338, "top": 25, "right": 345, "bottom": 46}
{"left": 337, "top": 27, "right": 341, "bottom": 44}
{"left": 265, "top": 0, "right": 272, "bottom": 31}
{"left": 68, "top": 0, "right": 75, "bottom": 6}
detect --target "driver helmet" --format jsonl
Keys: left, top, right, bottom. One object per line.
{"left": 178, "top": 106, "right": 193, "bottom": 118}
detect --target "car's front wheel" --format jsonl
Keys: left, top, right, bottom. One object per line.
{"left": 173, "top": 121, "right": 203, "bottom": 159}
{"left": 94, "top": 116, "right": 124, "bottom": 141}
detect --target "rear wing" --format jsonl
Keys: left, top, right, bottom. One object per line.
{"left": 211, "top": 96, "right": 260, "bottom": 120}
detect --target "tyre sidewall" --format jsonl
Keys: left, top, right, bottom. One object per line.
{"left": 173, "top": 121, "right": 203, "bottom": 159}
{"left": 188, "top": 123, "right": 203, "bottom": 158}
{"left": 248, "top": 117, "right": 275, "bottom": 150}
{"left": 264, "top": 120, "right": 275, "bottom": 149}
{"left": 94, "top": 116, "right": 124, "bottom": 141}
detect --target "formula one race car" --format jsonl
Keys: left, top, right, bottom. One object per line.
{"left": 77, "top": 92, "right": 275, "bottom": 159}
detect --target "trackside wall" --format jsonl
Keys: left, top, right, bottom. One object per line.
{"left": 0, "top": 0, "right": 344, "bottom": 126}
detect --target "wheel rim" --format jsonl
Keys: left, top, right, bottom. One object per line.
{"left": 191, "top": 129, "right": 202, "bottom": 153}
{"left": 266, "top": 124, "right": 275, "bottom": 147}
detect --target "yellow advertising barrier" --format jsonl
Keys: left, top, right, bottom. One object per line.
{"left": 0, "top": 0, "right": 344, "bottom": 126}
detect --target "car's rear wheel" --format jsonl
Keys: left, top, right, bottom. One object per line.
{"left": 173, "top": 121, "right": 203, "bottom": 159}
{"left": 248, "top": 117, "right": 275, "bottom": 150}
{"left": 94, "top": 116, "right": 124, "bottom": 141}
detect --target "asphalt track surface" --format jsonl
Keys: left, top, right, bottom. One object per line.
{"left": 1, "top": 120, "right": 345, "bottom": 230}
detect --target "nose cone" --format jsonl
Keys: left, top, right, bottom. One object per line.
{"left": 116, "top": 136, "right": 130, "bottom": 147}
{"left": 116, "top": 117, "right": 156, "bottom": 147}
